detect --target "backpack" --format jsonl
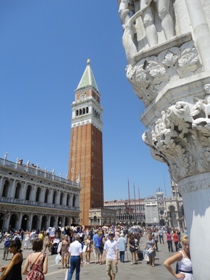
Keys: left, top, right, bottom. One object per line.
{"left": 4, "top": 239, "right": 10, "bottom": 247}
{"left": 98, "top": 236, "right": 104, "bottom": 249}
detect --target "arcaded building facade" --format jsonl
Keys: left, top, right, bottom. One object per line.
{"left": 0, "top": 155, "right": 80, "bottom": 231}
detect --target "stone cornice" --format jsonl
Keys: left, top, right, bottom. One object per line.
{"left": 71, "top": 118, "right": 103, "bottom": 131}
{"left": 126, "top": 39, "right": 203, "bottom": 107}
{"left": 141, "top": 72, "right": 210, "bottom": 127}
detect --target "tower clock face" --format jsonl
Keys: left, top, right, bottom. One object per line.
{"left": 79, "top": 92, "right": 86, "bottom": 100}
{"left": 158, "top": 197, "right": 163, "bottom": 204}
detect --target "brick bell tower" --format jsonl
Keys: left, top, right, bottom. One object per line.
{"left": 67, "top": 59, "right": 104, "bottom": 226}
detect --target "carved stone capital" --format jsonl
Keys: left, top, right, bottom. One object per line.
{"left": 126, "top": 40, "right": 203, "bottom": 107}
{"left": 142, "top": 87, "right": 210, "bottom": 182}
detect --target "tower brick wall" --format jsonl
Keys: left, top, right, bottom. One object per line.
{"left": 68, "top": 124, "right": 103, "bottom": 225}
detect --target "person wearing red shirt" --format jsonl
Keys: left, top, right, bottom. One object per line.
{"left": 173, "top": 230, "right": 179, "bottom": 252}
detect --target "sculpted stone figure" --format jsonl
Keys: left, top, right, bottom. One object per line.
{"left": 118, "top": 0, "right": 137, "bottom": 65}
{"left": 139, "top": 0, "right": 175, "bottom": 47}
{"left": 118, "top": 0, "right": 175, "bottom": 65}
{"left": 118, "top": 0, "right": 175, "bottom": 53}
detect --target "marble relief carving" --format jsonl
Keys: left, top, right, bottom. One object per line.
{"left": 142, "top": 84, "right": 210, "bottom": 182}
{"left": 126, "top": 41, "right": 203, "bottom": 107}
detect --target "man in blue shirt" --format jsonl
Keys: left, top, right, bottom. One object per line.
{"left": 92, "top": 230, "right": 100, "bottom": 264}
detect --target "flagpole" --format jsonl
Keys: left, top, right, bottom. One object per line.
{"left": 138, "top": 187, "right": 140, "bottom": 224}
{"left": 134, "top": 184, "right": 137, "bottom": 224}
{"left": 128, "top": 179, "right": 131, "bottom": 225}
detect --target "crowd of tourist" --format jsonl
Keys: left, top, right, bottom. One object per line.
{"left": 0, "top": 225, "right": 193, "bottom": 279}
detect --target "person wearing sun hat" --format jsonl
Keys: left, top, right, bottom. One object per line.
{"left": 103, "top": 231, "right": 118, "bottom": 280}
{"left": 118, "top": 233, "right": 126, "bottom": 263}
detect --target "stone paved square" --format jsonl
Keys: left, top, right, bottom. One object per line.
{"left": 0, "top": 236, "right": 176, "bottom": 280}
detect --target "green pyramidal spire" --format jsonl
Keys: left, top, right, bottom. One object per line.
{"left": 76, "top": 59, "right": 99, "bottom": 91}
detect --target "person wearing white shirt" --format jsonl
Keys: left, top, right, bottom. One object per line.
{"left": 67, "top": 234, "right": 83, "bottom": 280}
{"left": 103, "top": 232, "right": 118, "bottom": 280}
{"left": 29, "top": 230, "right": 36, "bottom": 248}
{"left": 118, "top": 233, "right": 126, "bottom": 263}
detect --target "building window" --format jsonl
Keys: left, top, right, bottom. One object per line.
{"left": 26, "top": 185, "right": 32, "bottom": 200}
{"left": 53, "top": 191, "right": 57, "bottom": 204}
{"left": 36, "top": 187, "right": 41, "bottom": 202}
{"left": 72, "top": 195, "right": 76, "bottom": 207}
{"left": 60, "top": 193, "right": 63, "bottom": 205}
{"left": 2, "top": 180, "right": 9, "bottom": 198}
{"left": 66, "top": 194, "right": 70, "bottom": 206}
{"left": 44, "top": 189, "right": 49, "bottom": 203}
{"left": 15, "top": 183, "right": 21, "bottom": 199}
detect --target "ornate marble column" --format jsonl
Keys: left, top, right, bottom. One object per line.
{"left": 17, "top": 212, "right": 23, "bottom": 230}
{"left": 3, "top": 213, "right": 10, "bottom": 230}
{"left": 69, "top": 194, "right": 73, "bottom": 207}
{"left": 28, "top": 214, "right": 33, "bottom": 231}
{"left": 31, "top": 185, "right": 37, "bottom": 201}
{"left": 9, "top": 179, "right": 16, "bottom": 198}
{"left": 21, "top": 182, "right": 27, "bottom": 200}
{"left": 56, "top": 191, "right": 61, "bottom": 206}
{"left": 39, "top": 188, "right": 45, "bottom": 203}
{"left": 118, "top": 1, "right": 210, "bottom": 279}
{"left": 38, "top": 215, "right": 42, "bottom": 231}
{"left": 48, "top": 189, "right": 53, "bottom": 204}
{"left": 62, "top": 192, "right": 67, "bottom": 206}
{"left": 54, "top": 216, "right": 58, "bottom": 227}
{"left": 46, "top": 216, "right": 51, "bottom": 229}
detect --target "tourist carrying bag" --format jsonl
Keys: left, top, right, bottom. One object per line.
{"left": 148, "top": 247, "right": 154, "bottom": 254}
{"left": 143, "top": 250, "right": 149, "bottom": 262}
{"left": 55, "top": 253, "right": 62, "bottom": 264}
{"left": 82, "top": 245, "right": 87, "bottom": 252}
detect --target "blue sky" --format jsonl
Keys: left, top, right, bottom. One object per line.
{"left": 0, "top": 0, "right": 171, "bottom": 200}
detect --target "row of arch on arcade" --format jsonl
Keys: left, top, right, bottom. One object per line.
{"left": 116, "top": 214, "right": 145, "bottom": 221}
{"left": 2, "top": 179, "right": 77, "bottom": 207}
{"left": 2, "top": 213, "right": 76, "bottom": 231}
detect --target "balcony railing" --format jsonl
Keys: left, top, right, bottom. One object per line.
{"left": 0, "top": 197, "right": 80, "bottom": 211}
{"left": 0, "top": 158, "right": 79, "bottom": 188}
